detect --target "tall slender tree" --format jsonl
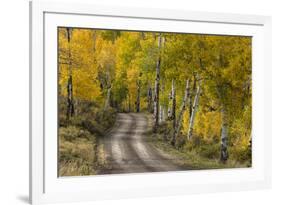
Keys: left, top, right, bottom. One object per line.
{"left": 187, "top": 82, "right": 201, "bottom": 140}
{"left": 153, "top": 33, "right": 162, "bottom": 132}
{"left": 170, "top": 79, "right": 177, "bottom": 145}
{"left": 136, "top": 78, "right": 141, "bottom": 112}
{"left": 147, "top": 85, "right": 153, "bottom": 112}
{"left": 175, "top": 80, "right": 190, "bottom": 141}
{"left": 66, "top": 27, "right": 75, "bottom": 120}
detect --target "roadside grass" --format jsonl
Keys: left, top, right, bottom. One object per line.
{"left": 145, "top": 114, "right": 250, "bottom": 170}
{"left": 58, "top": 102, "right": 117, "bottom": 176}
{"left": 59, "top": 126, "right": 97, "bottom": 176}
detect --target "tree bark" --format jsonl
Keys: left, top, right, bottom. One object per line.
{"left": 147, "top": 86, "right": 153, "bottom": 113}
{"left": 66, "top": 28, "right": 74, "bottom": 120}
{"left": 174, "top": 80, "right": 190, "bottom": 141}
{"left": 128, "top": 92, "right": 131, "bottom": 112}
{"left": 153, "top": 79, "right": 159, "bottom": 127}
{"left": 136, "top": 80, "right": 141, "bottom": 112}
{"left": 167, "top": 84, "right": 173, "bottom": 120}
{"left": 104, "top": 86, "right": 111, "bottom": 110}
{"left": 220, "top": 106, "right": 228, "bottom": 162}
{"left": 66, "top": 75, "right": 74, "bottom": 119}
{"left": 187, "top": 83, "right": 201, "bottom": 141}
{"left": 170, "top": 79, "right": 177, "bottom": 145}
{"left": 189, "top": 76, "right": 197, "bottom": 118}
{"left": 168, "top": 107, "right": 172, "bottom": 119}
{"left": 153, "top": 33, "right": 162, "bottom": 132}
{"left": 159, "top": 81, "right": 166, "bottom": 123}
{"left": 159, "top": 105, "right": 163, "bottom": 123}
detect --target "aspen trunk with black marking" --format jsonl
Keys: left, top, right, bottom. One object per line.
{"left": 66, "top": 28, "right": 74, "bottom": 120}
{"left": 159, "top": 81, "right": 166, "bottom": 123}
{"left": 170, "top": 79, "right": 177, "bottom": 145}
{"left": 220, "top": 106, "right": 228, "bottom": 163}
{"left": 159, "top": 105, "right": 163, "bottom": 123}
{"left": 159, "top": 105, "right": 166, "bottom": 123}
{"left": 153, "top": 80, "right": 159, "bottom": 129}
{"left": 147, "top": 86, "right": 153, "bottom": 113}
{"left": 167, "top": 84, "right": 173, "bottom": 120}
{"left": 175, "top": 80, "right": 190, "bottom": 141}
{"left": 189, "top": 76, "right": 197, "bottom": 118}
{"left": 187, "top": 83, "right": 201, "bottom": 141}
{"left": 153, "top": 33, "right": 162, "bottom": 132}
{"left": 128, "top": 92, "right": 131, "bottom": 112}
{"left": 136, "top": 80, "right": 141, "bottom": 112}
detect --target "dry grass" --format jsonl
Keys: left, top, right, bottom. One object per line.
{"left": 145, "top": 113, "right": 251, "bottom": 170}
{"left": 59, "top": 127, "right": 97, "bottom": 176}
{"left": 58, "top": 101, "right": 117, "bottom": 176}
{"left": 149, "top": 135, "right": 248, "bottom": 170}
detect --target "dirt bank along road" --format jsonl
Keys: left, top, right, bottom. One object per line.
{"left": 99, "top": 113, "right": 185, "bottom": 174}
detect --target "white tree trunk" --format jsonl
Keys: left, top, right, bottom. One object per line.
{"left": 136, "top": 80, "right": 140, "bottom": 112}
{"left": 167, "top": 107, "right": 172, "bottom": 119}
{"left": 159, "top": 105, "right": 163, "bottom": 123}
{"left": 171, "top": 79, "right": 177, "bottom": 145}
{"left": 189, "top": 77, "right": 196, "bottom": 118}
{"left": 175, "top": 80, "right": 190, "bottom": 140}
{"left": 153, "top": 80, "right": 158, "bottom": 120}
{"left": 159, "top": 81, "right": 166, "bottom": 123}
{"left": 153, "top": 33, "right": 162, "bottom": 132}
{"left": 167, "top": 81, "right": 174, "bottom": 120}
{"left": 147, "top": 86, "right": 153, "bottom": 113}
{"left": 66, "top": 28, "right": 74, "bottom": 119}
{"left": 128, "top": 92, "right": 131, "bottom": 112}
{"left": 187, "top": 83, "right": 201, "bottom": 140}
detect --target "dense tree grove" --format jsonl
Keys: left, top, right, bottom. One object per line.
{"left": 59, "top": 27, "right": 252, "bottom": 166}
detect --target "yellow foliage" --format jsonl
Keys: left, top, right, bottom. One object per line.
{"left": 182, "top": 109, "right": 222, "bottom": 142}
{"left": 182, "top": 110, "right": 190, "bottom": 134}
{"left": 194, "top": 110, "right": 222, "bottom": 142}
{"left": 58, "top": 27, "right": 252, "bottom": 164}
{"left": 58, "top": 28, "right": 102, "bottom": 102}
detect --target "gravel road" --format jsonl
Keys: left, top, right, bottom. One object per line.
{"left": 99, "top": 113, "right": 185, "bottom": 174}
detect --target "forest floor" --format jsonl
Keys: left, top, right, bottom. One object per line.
{"left": 59, "top": 111, "right": 248, "bottom": 176}
{"left": 145, "top": 114, "right": 248, "bottom": 170}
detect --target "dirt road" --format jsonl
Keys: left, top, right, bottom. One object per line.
{"left": 99, "top": 113, "right": 185, "bottom": 174}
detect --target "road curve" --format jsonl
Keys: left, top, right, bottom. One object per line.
{"left": 99, "top": 112, "right": 185, "bottom": 174}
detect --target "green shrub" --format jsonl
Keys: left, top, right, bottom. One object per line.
{"left": 81, "top": 120, "right": 104, "bottom": 136}
{"left": 229, "top": 146, "right": 251, "bottom": 163}
{"left": 59, "top": 126, "right": 80, "bottom": 142}
{"left": 199, "top": 143, "right": 220, "bottom": 159}
{"left": 95, "top": 107, "right": 117, "bottom": 130}
{"left": 59, "top": 126, "right": 93, "bottom": 141}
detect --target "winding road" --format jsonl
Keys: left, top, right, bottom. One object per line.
{"left": 99, "top": 113, "right": 185, "bottom": 174}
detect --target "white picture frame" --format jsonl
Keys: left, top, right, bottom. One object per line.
{"left": 29, "top": 0, "right": 272, "bottom": 204}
